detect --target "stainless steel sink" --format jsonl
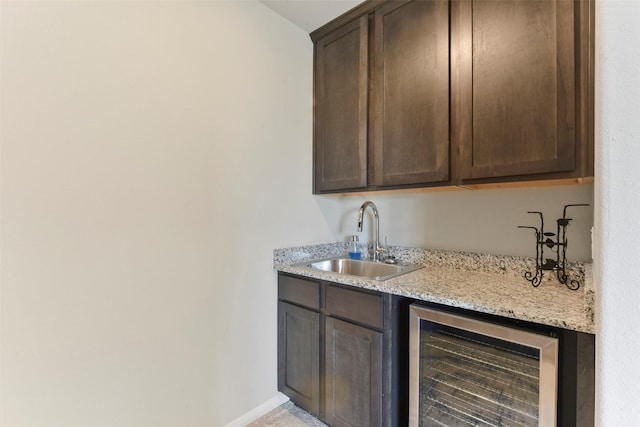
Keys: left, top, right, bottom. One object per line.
{"left": 295, "top": 257, "right": 423, "bottom": 281}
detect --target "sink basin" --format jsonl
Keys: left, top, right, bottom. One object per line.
{"left": 295, "top": 257, "right": 423, "bottom": 281}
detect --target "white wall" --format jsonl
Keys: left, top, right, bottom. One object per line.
{"left": 594, "top": 0, "right": 640, "bottom": 425}
{"left": 0, "top": 2, "right": 339, "bottom": 426}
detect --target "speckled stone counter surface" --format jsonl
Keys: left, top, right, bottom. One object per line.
{"left": 274, "top": 243, "right": 595, "bottom": 334}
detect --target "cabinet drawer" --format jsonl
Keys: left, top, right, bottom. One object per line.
{"left": 325, "top": 285, "right": 383, "bottom": 330}
{"left": 278, "top": 274, "right": 320, "bottom": 310}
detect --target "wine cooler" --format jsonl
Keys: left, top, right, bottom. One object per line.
{"left": 409, "top": 305, "right": 559, "bottom": 426}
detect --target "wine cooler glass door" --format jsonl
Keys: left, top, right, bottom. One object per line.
{"left": 409, "top": 305, "right": 559, "bottom": 427}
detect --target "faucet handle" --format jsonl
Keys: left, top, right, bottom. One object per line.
{"left": 383, "top": 255, "right": 398, "bottom": 265}
{"left": 376, "top": 245, "right": 388, "bottom": 260}
{"left": 379, "top": 237, "right": 397, "bottom": 264}
{"left": 379, "top": 236, "right": 390, "bottom": 254}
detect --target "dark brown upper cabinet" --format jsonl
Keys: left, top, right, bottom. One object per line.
{"left": 371, "top": 0, "right": 451, "bottom": 187}
{"left": 311, "top": 0, "right": 594, "bottom": 194}
{"left": 313, "top": 0, "right": 451, "bottom": 194}
{"left": 313, "top": 16, "right": 368, "bottom": 192}
{"left": 454, "top": 0, "right": 594, "bottom": 183}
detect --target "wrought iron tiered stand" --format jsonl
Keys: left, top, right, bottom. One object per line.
{"left": 518, "top": 204, "right": 589, "bottom": 290}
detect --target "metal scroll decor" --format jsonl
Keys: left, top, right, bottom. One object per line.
{"left": 518, "top": 204, "right": 589, "bottom": 290}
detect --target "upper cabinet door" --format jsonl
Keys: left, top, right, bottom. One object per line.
{"left": 372, "top": 0, "right": 450, "bottom": 187}
{"left": 314, "top": 16, "right": 368, "bottom": 193}
{"left": 457, "top": 0, "right": 583, "bottom": 180}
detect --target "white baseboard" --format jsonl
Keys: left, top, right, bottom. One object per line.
{"left": 224, "top": 392, "right": 290, "bottom": 427}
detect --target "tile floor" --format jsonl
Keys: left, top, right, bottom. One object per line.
{"left": 247, "top": 402, "right": 327, "bottom": 427}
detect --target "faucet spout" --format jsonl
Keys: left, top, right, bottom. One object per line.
{"left": 357, "top": 201, "right": 384, "bottom": 262}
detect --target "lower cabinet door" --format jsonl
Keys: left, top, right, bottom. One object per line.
{"left": 325, "top": 317, "right": 383, "bottom": 427}
{"left": 278, "top": 301, "right": 320, "bottom": 415}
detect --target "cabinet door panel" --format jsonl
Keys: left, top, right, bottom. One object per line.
{"left": 373, "top": 0, "right": 450, "bottom": 187}
{"left": 314, "top": 16, "right": 368, "bottom": 192}
{"left": 458, "top": 0, "right": 576, "bottom": 179}
{"left": 278, "top": 302, "right": 320, "bottom": 415}
{"left": 325, "top": 317, "right": 382, "bottom": 427}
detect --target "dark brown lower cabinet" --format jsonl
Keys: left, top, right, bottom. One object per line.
{"left": 278, "top": 301, "right": 320, "bottom": 415}
{"left": 324, "top": 317, "right": 383, "bottom": 426}
{"left": 278, "top": 274, "right": 322, "bottom": 415}
{"left": 277, "top": 273, "right": 594, "bottom": 426}
{"left": 278, "top": 273, "right": 392, "bottom": 425}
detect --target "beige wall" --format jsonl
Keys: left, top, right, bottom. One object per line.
{"left": 0, "top": 1, "right": 339, "bottom": 425}
{"left": 328, "top": 183, "right": 594, "bottom": 261}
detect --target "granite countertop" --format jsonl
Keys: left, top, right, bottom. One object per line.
{"left": 274, "top": 243, "right": 595, "bottom": 334}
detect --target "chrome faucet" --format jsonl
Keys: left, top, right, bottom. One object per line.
{"left": 357, "top": 201, "right": 386, "bottom": 262}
